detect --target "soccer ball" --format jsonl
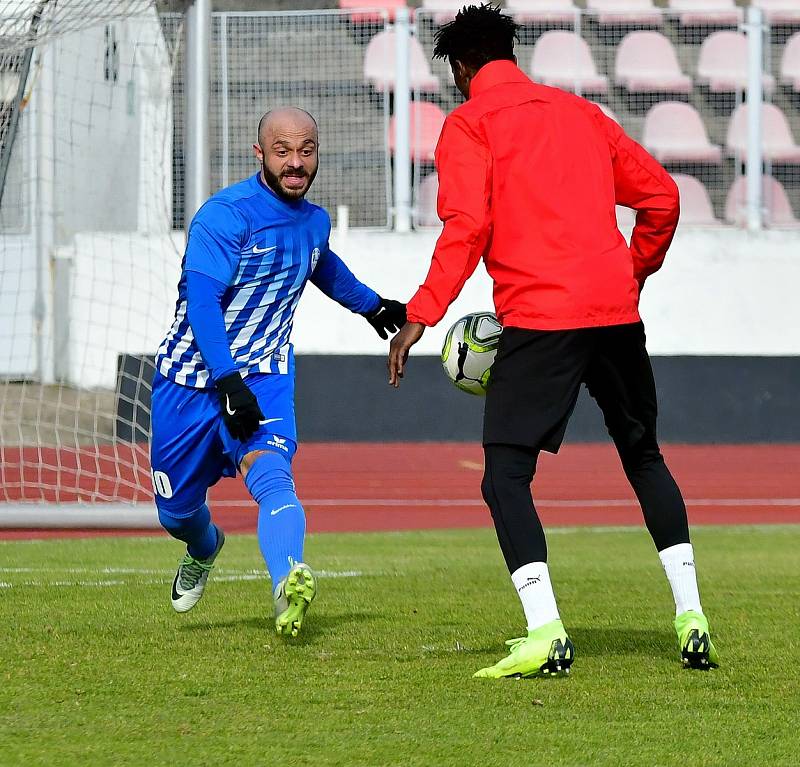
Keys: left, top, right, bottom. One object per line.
{"left": 440, "top": 312, "right": 502, "bottom": 396}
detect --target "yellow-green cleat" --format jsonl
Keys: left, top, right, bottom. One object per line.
{"left": 273, "top": 562, "right": 317, "bottom": 637}
{"left": 473, "top": 619, "right": 575, "bottom": 679}
{"left": 675, "top": 610, "right": 719, "bottom": 670}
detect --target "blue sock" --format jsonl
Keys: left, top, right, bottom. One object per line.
{"left": 244, "top": 450, "right": 306, "bottom": 587}
{"left": 158, "top": 503, "right": 218, "bottom": 560}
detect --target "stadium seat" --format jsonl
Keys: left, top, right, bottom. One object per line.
{"left": 339, "top": 0, "right": 410, "bottom": 24}
{"left": 671, "top": 174, "right": 720, "bottom": 225}
{"left": 697, "top": 31, "right": 775, "bottom": 93}
{"left": 593, "top": 102, "right": 620, "bottom": 123}
{"left": 667, "top": 0, "right": 741, "bottom": 27}
{"left": 389, "top": 102, "right": 446, "bottom": 162}
{"left": 420, "top": 0, "right": 463, "bottom": 25}
{"left": 586, "top": 0, "right": 662, "bottom": 26}
{"left": 780, "top": 32, "right": 800, "bottom": 91}
{"left": 416, "top": 172, "right": 441, "bottom": 227}
{"left": 752, "top": 1, "right": 800, "bottom": 26}
{"left": 530, "top": 31, "right": 609, "bottom": 94}
{"left": 615, "top": 32, "right": 692, "bottom": 93}
{"left": 642, "top": 102, "right": 722, "bottom": 163}
{"left": 725, "top": 175, "right": 799, "bottom": 227}
{"left": 363, "top": 30, "right": 440, "bottom": 93}
{"left": 506, "top": 0, "right": 579, "bottom": 25}
{"left": 726, "top": 103, "right": 800, "bottom": 163}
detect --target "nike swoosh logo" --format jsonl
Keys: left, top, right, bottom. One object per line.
{"left": 225, "top": 394, "right": 236, "bottom": 416}
{"left": 252, "top": 245, "right": 277, "bottom": 254}
{"left": 271, "top": 504, "right": 297, "bottom": 516}
{"left": 171, "top": 572, "right": 182, "bottom": 601}
{"left": 259, "top": 417, "right": 282, "bottom": 425}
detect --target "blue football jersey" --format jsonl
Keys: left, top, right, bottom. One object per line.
{"left": 156, "top": 173, "right": 378, "bottom": 388}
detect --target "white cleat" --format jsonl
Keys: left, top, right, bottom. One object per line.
{"left": 170, "top": 528, "right": 225, "bottom": 613}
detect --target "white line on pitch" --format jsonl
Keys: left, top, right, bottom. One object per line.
{"left": 211, "top": 498, "right": 800, "bottom": 508}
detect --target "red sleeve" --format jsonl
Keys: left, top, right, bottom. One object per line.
{"left": 597, "top": 110, "right": 680, "bottom": 286}
{"left": 406, "top": 114, "right": 492, "bottom": 326}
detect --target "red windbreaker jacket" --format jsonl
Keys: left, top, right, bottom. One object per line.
{"left": 405, "top": 60, "right": 680, "bottom": 330}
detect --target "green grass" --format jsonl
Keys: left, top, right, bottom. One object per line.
{"left": 1, "top": 526, "right": 799, "bottom": 767}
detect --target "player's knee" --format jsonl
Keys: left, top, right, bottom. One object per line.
{"left": 619, "top": 435, "right": 663, "bottom": 474}
{"left": 243, "top": 449, "right": 295, "bottom": 505}
{"left": 158, "top": 502, "right": 211, "bottom": 539}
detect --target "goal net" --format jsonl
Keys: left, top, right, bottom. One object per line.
{"left": 0, "top": 0, "right": 174, "bottom": 522}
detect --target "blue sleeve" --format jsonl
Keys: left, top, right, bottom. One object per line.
{"left": 310, "top": 247, "right": 381, "bottom": 315}
{"left": 184, "top": 200, "right": 249, "bottom": 285}
{"left": 186, "top": 271, "right": 238, "bottom": 382}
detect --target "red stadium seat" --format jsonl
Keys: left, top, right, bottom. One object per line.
{"left": 780, "top": 32, "right": 800, "bottom": 92}
{"left": 726, "top": 103, "right": 800, "bottom": 163}
{"left": 389, "top": 102, "right": 446, "bottom": 162}
{"left": 530, "top": 31, "right": 609, "bottom": 94}
{"left": 752, "top": 1, "right": 800, "bottom": 26}
{"left": 697, "top": 31, "right": 775, "bottom": 93}
{"left": 615, "top": 32, "right": 692, "bottom": 93}
{"left": 416, "top": 172, "right": 441, "bottom": 227}
{"left": 506, "top": 0, "right": 579, "bottom": 25}
{"left": 672, "top": 174, "right": 720, "bottom": 225}
{"left": 586, "top": 0, "right": 662, "bottom": 26}
{"left": 642, "top": 102, "right": 722, "bottom": 164}
{"left": 667, "top": 0, "right": 741, "bottom": 27}
{"left": 363, "top": 30, "right": 440, "bottom": 93}
{"left": 339, "top": 0, "right": 410, "bottom": 24}
{"left": 725, "top": 175, "right": 799, "bottom": 227}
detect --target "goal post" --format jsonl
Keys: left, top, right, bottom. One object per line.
{"left": 0, "top": 0, "right": 175, "bottom": 519}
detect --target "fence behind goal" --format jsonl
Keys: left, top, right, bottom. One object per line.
{"left": 1, "top": 3, "right": 798, "bottom": 523}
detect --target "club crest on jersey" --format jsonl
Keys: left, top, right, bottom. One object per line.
{"left": 311, "top": 247, "right": 321, "bottom": 271}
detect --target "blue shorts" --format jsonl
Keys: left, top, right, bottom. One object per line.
{"left": 149, "top": 362, "right": 297, "bottom": 513}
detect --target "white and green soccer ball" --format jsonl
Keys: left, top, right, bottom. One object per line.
{"left": 440, "top": 311, "right": 502, "bottom": 396}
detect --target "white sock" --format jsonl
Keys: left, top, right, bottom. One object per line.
{"left": 659, "top": 543, "right": 703, "bottom": 616}
{"left": 510, "top": 562, "right": 560, "bottom": 631}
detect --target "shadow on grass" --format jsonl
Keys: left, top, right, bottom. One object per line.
{"left": 568, "top": 626, "right": 674, "bottom": 659}
{"left": 178, "top": 610, "right": 377, "bottom": 642}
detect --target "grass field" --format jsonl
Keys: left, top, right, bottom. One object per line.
{"left": 1, "top": 526, "right": 799, "bottom": 766}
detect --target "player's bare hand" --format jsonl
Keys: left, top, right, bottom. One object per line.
{"left": 388, "top": 321, "right": 425, "bottom": 387}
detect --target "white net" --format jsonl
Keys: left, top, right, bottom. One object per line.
{"left": 0, "top": 5, "right": 393, "bottom": 511}
{"left": 0, "top": 0, "right": 174, "bottom": 504}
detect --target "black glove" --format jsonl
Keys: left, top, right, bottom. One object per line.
{"left": 364, "top": 298, "right": 407, "bottom": 340}
{"left": 215, "top": 372, "right": 265, "bottom": 442}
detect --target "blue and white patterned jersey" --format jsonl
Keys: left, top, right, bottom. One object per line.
{"left": 156, "top": 173, "right": 379, "bottom": 388}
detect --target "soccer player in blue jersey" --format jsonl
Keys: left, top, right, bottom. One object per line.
{"left": 150, "top": 107, "right": 405, "bottom": 636}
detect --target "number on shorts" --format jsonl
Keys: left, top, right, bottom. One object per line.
{"left": 151, "top": 470, "right": 173, "bottom": 499}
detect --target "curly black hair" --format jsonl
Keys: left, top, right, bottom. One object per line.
{"left": 432, "top": 3, "right": 519, "bottom": 70}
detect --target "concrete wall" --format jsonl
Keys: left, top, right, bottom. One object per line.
{"left": 22, "top": 223, "right": 800, "bottom": 390}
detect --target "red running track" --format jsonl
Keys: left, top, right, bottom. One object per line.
{"left": 2, "top": 443, "right": 799, "bottom": 539}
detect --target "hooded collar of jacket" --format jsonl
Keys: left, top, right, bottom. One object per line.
{"left": 468, "top": 59, "right": 531, "bottom": 99}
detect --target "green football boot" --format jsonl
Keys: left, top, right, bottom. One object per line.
{"left": 674, "top": 610, "right": 719, "bottom": 670}
{"left": 274, "top": 562, "right": 317, "bottom": 637}
{"left": 473, "top": 619, "right": 575, "bottom": 679}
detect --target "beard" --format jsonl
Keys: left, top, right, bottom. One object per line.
{"left": 262, "top": 160, "right": 317, "bottom": 202}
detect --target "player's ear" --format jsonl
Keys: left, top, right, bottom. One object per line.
{"left": 252, "top": 143, "right": 263, "bottom": 161}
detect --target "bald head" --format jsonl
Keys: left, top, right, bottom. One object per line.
{"left": 257, "top": 107, "right": 318, "bottom": 148}
{"left": 253, "top": 106, "right": 319, "bottom": 202}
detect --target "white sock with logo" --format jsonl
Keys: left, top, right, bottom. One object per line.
{"left": 510, "top": 562, "right": 561, "bottom": 632}
{"left": 659, "top": 543, "right": 702, "bottom": 616}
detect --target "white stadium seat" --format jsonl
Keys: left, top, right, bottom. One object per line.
{"left": 530, "top": 31, "right": 609, "bottom": 94}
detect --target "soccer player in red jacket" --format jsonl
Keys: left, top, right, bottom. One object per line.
{"left": 388, "top": 4, "right": 719, "bottom": 678}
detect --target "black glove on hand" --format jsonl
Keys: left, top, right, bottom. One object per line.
{"left": 364, "top": 298, "right": 407, "bottom": 340}
{"left": 215, "top": 372, "right": 265, "bottom": 442}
